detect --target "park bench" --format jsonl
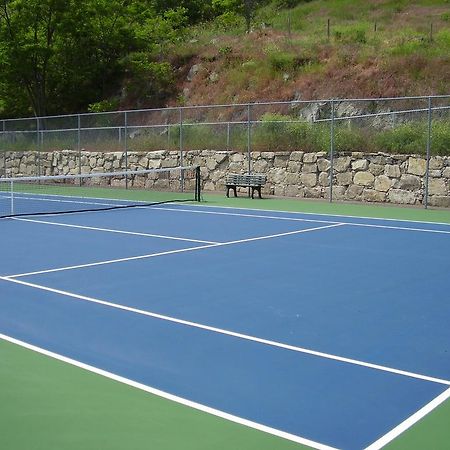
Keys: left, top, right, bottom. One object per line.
{"left": 225, "top": 173, "right": 267, "bottom": 199}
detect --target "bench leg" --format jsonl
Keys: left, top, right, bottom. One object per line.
{"left": 257, "top": 186, "right": 262, "bottom": 199}
{"left": 233, "top": 186, "right": 237, "bottom": 197}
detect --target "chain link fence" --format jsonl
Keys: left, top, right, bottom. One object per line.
{"left": 1, "top": 95, "right": 449, "bottom": 207}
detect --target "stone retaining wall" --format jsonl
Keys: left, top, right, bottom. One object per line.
{"left": 1, "top": 150, "right": 449, "bottom": 207}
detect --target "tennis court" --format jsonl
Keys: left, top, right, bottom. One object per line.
{"left": 1, "top": 173, "right": 450, "bottom": 450}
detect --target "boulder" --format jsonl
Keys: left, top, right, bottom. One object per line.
{"left": 354, "top": 171, "right": 375, "bottom": 186}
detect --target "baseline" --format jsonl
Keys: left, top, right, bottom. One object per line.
{"left": 153, "top": 205, "right": 450, "bottom": 234}
{"left": 364, "top": 387, "right": 450, "bottom": 450}
{"left": 0, "top": 333, "right": 335, "bottom": 450}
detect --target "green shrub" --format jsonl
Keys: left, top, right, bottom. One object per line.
{"left": 374, "top": 122, "right": 427, "bottom": 154}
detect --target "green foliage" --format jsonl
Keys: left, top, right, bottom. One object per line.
{"left": 0, "top": 0, "right": 189, "bottom": 117}
{"left": 374, "top": 122, "right": 426, "bottom": 154}
{"left": 88, "top": 100, "right": 120, "bottom": 113}
{"left": 274, "top": 0, "right": 313, "bottom": 9}
{"left": 333, "top": 25, "right": 367, "bottom": 44}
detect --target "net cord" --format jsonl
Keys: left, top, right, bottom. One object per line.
{"left": 0, "top": 165, "right": 199, "bottom": 184}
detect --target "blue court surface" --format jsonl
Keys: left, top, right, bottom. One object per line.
{"left": 1, "top": 202, "right": 450, "bottom": 450}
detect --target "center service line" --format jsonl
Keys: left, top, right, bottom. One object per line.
{"left": 7, "top": 223, "right": 344, "bottom": 278}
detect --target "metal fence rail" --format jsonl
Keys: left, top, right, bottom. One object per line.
{"left": 1, "top": 95, "right": 449, "bottom": 208}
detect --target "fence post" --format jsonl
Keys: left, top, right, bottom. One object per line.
{"left": 327, "top": 18, "right": 330, "bottom": 40}
{"left": 36, "top": 117, "right": 41, "bottom": 177}
{"left": 247, "top": 103, "right": 252, "bottom": 197}
{"left": 124, "top": 111, "right": 128, "bottom": 189}
{"left": 329, "top": 100, "right": 335, "bottom": 203}
{"left": 77, "top": 115, "right": 82, "bottom": 185}
{"left": 227, "top": 122, "right": 230, "bottom": 150}
{"left": 2, "top": 120, "right": 5, "bottom": 177}
{"left": 424, "top": 96, "right": 432, "bottom": 209}
{"left": 179, "top": 107, "right": 184, "bottom": 191}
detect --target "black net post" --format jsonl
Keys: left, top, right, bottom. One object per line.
{"left": 195, "top": 166, "right": 201, "bottom": 202}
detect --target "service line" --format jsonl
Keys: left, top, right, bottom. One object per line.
{"left": 7, "top": 223, "right": 344, "bottom": 278}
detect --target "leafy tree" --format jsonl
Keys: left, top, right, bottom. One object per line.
{"left": 0, "top": 0, "right": 189, "bottom": 117}
{"left": 213, "top": 0, "right": 266, "bottom": 32}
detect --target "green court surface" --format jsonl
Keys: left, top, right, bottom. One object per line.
{"left": 1, "top": 193, "right": 449, "bottom": 450}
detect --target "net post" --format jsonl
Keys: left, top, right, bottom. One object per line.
{"left": 195, "top": 165, "right": 201, "bottom": 202}
{"left": 424, "top": 96, "right": 432, "bottom": 209}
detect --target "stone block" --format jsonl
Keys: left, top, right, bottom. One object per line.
{"left": 286, "top": 173, "right": 300, "bottom": 185}
{"left": 346, "top": 184, "right": 364, "bottom": 199}
{"left": 302, "top": 163, "right": 317, "bottom": 173}
{"left": 317, "top": 158, "right": 331, "bottom": 172}
{"left": 428, "top": 179, "right": 447, "bottom": 196}
{"left": 161, "top": 158, "right": 178, "bottom": 168}
{"left": 287, "top": 161, "right": 301, "bottom": 173}
{"left": 428, "top": 196, "right": 450, "bottom": 208}
{"left": 429, "top": 157, "right": 444, "bottom": 170}
{"left": 230, "top": 153, "right": 244, "bottom": 163}
{"left": 354, "top": 171, "right": 375, "bottom": 186}
{"left": 274, "top": 155, "right": 289, "bottom": 168}
{"left": 368, "top": 163, "right": 384, "bottom": 176}
{"left": 274, "top": 186, "right": 286, "bottom": 196}
{"left": 253, "top": 159, "right": 269, "bottom": 173}
{"left": 363, "top": 189, "right": 386, "bottom": 203}
{"left": 395, "top": 174, "right": 421, "bottom": 191}
{"left": 319, "top": 172, "right": 329, "bottom": 187}
{"left": 352, "top": 159, "right": 368, "bottom": 171}
{"left": 330, "top": 186, "right": 346, "bottom": 200}
{"left": 290, "top": 151, "right": 304, "bottom": 162}
{"left": 303, "top": 153, "right": 317, "bottom": 163}
{"left": 215, "top": 153, "right": 228, "bottom": 164}
{"left": 388, "top": 189, "right": 417, "bottom": 205}
{"left": 443, "top": 167, "right": 450, "bottom": 178}
{"left": 370, "top": 155, "right": 386, "bottom": 165}
{"left": 408, "top": 158, "right": 426, "bottom": 176}
{"left": 336, "top": 172, "right": 353, "bottom": 186}
{"left": 261, "top": 152, "right": 275, "bottom": 160}
{"left": 300, "top": 173, "right": 317, "bottom": 187}
{"left": 269, "top": 168, "right": 286, "bottom": 183}
{"left": 430, "top": 170, "right": 442, "bottom": 178}
{"left": 229, "top": 162, "right": 243, "bottom": 172}
{"left": 206, "top": 159, "right": 217, "bottom": 171}
{"left": 139, "top": 157, "right": 149, "bottom": 169}
{"left": 385, "top": 164, "right": 401, "bottom": 178}
{"left": 303, "top": 187, "right": 322, "bottom": 198}
{"left": 334, "top": 156, "right": 351, "bottom": 172}
{"left": 286, "top": 185, "right": 299, "bottom": 197}
{"left": 374, "top": 175, "right": 392, "bottom": 192}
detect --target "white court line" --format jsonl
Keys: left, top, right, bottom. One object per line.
{"left": 1, "top": 275, "right": 449, "bottom": 387}
{"left": 174, "top": 202, "right": 450, "bottom": 227}
{"left": 364, "top": 387, "right": 450, "bottom": 450}
{"left": 13, "top": 217, "right": 218, "bottom": 245}
{"left": 0, "top": 334, "right": 337, "bottom": 450}
{"left": 152, "top": 205, "right": 450, "bottom": 235}
{"left": 7, "top": 223, "right": 344, "bottom": 278}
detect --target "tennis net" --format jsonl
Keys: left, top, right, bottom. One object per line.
{"left": 0, "top": 166, "right": 201, "bottom": 219}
